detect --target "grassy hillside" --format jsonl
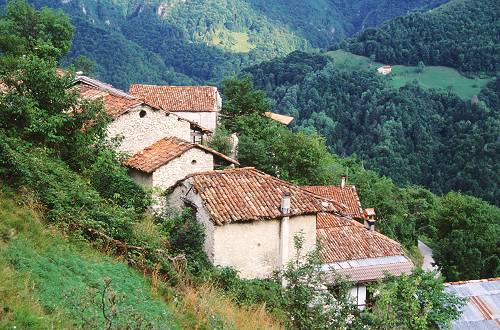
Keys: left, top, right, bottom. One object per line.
{"left": 0, "top": 188, "right": 284, "bottom": 329}
{"left": 342, "top": 0, "right": 500, "bottom": 74}
{"left": 327, "top": 50, "right": 492, "bottom": 99}
{"left": 0, "top": 189, "right": 179, "bottom": 329}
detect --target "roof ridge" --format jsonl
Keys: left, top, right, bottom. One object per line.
{"left": 130, "top": 83, "right": 217, "bottom": 89}
{"left": 77, "top": 76, "right": 136, "bottom": 100}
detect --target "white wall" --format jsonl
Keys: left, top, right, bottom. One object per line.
{"left": 213, "top": 215, "right": 317, "bottom": 279}
{"left": 174, "top": 111, "right": 218, "bottom": 132}
{"left": 107, "top": 105, "right": 192, "bottom": 155}
{"left": 151, "top": 148, "right": 214, "bottom": 191}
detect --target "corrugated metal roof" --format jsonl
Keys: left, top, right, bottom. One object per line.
{"left": 445, "top": 278, "right": 500, "bottom": 330}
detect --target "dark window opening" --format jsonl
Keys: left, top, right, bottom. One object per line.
{"left": 139, "top": 110, "right": 147, "bottom": 118}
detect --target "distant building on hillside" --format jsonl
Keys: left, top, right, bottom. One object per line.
{"left": 377, "top": 65, "right": 392, "bottom": 75}
{"left": 129, "top": 84, "right": 221, "bottom": 131}
{"left": 168, "top": 167, "right": 342, "bottom": 279}
{"left": 74, "top": 76, "right": 211, "bottom": 154}
{"left": 264, "top": 112, "right": 294, "bottom": 126}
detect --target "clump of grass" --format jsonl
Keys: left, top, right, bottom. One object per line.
{"left": 174, "top": 285, "right": 284, "bottom": 330}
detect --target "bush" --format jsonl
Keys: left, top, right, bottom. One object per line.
{"left": 84, "top": 149, "right": 151, "bottom": 212}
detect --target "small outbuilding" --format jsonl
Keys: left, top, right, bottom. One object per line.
{"left": 124, "top": 136, "right": 238, "bottom": 191}
{"left": 377, "top": 65, "right": 392, "bottom": 75}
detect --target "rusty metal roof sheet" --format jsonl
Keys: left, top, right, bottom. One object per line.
{"left": 303, "top": 185, "right": 364, "bottom": 218}
{"left": 445, "top": 278, "right": 500, "bottom": 329}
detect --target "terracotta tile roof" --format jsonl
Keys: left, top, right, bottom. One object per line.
{"left": 264, "top": 112, "right": 294, "bottom": 125}
{"left": 317, "top": 213, "right": 407, "bottom": 263}
{"left": 186, "top": 168, "right": 344, "bottom": 225}
{"left": 129, "top": 84, "right": 219, "bottom": 113}
{"left": 75, "top": 76, "right": 142, "bottom": 119}
{"left": 124, "top": 137, "right": 238, "bottom": 173}
{"left": 303, "top": 185, "right": 364, "bottom": 218}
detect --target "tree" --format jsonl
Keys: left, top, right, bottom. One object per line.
{"left": 220, "top": 75, "right": 270, "bottom": 131}
{"left": 279, "top": 234, "right": 364, "bottom": 330}
{"left": 0, "top": 0, "right": 109, "bottom": 169}
{"left": 367, "top": 269, "right": 465, "bottom": 330}
{"left": 432, "top": 192, "right": 500, "bottom": 281}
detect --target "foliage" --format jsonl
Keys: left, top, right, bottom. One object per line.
{"left": 279, "top": 234, "right": 363, "bottom": 330}
{"left": 83, "top": 148, "right": 151, "bottom": 212}
{"left": 246, "top": 51, "right": 500, "bottom": 205}
{"left": 207, "top": 126, "right": 232, "bottom": 156}
{"left": 0, "top": 190, "right": 179, "bottom": 329}
{"left": 367, "top": 269, "right": 465, "bottom": 330}
{"left": 431, "top": 192, "right": 500, "bottom": 281}
{"left": 341, "top": 0, "right": 500, "bottom": 74}
{"left": 0, "top": 0, "right": 450, "bottom": 88}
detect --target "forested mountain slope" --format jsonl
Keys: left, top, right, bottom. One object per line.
{"left": 245, "top": 52, "right": 500, "bottom": 205}
{"left": 8, "top": 0, "right": 448, "bottom": 88}
{"left": 341, "top": 0, "right": 500, "bottom": 74}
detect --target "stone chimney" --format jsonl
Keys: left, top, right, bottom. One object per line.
{"left": 341, "top": 175, "right": 347, "bottom": 189}
{"left": 364, "top": 208, "right": 376, "bottom": 231}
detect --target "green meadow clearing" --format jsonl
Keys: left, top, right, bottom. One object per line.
{"left": 327, "top": 50, "right": 492, "bottom": 99}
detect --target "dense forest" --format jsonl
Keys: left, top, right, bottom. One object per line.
{"left": 341, "top": 0, "right": 500, "bottom": 74}
{"left": 245, "top": 51, "right": 500, "bottom": 205}
{"left": 0, "top": 0, "right": 450, "bottom": 88}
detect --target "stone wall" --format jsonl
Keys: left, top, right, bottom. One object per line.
{"left": 107, "top": 105, "right": 192, "bottom": 155}
{"left": 152, "top": 148, "right": 214, "bottom": 191}
{"left": 168, "top": 179, "right": 216, "bottom": 260}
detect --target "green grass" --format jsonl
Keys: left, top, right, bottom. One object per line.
{"left": 0, "top": 188, "right": 179, "bottom": 329}
{"left": 388, "top": 65, "right": 491, "bottom": 99}
{"left": 327, "top": 50, "right": 493, "bottom": 99}
{"left": 211, "top": 29, "right": 256, "bottom": 53}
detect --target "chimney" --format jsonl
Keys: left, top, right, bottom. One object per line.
{"left": 341, "top": 175, "right": 347, "bottom": 189}
{"left": 280, "top": 190, "right": 291, "bottom": 214}
{"left": 279, "top": 191, "right": 291, "bottom": 286}
{"left": 363, "top": 208, "right": 376, "bottom": 231}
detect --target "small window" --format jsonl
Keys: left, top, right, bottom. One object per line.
{"left": 139, "top": 110, "right": 147, "bottom": 118}
{"left": 191, "top": 159, "right": 197, "bottom": 165}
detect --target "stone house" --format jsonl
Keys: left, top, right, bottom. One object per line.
{"left": 75, "top": 76, "right": 211, "bottom": 155}
{"left": 124, "top": 137, "right": 238, "bottom": 192}
{"left": 168, "top": 167, "right": 343, "bottom": 279}
{"left": 129, "top": 84, "right": 221, "bottom": 132}
{"left": 304, "top": 182, "right": 413, "bottom": 309}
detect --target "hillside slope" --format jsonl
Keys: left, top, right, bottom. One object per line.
{"left": 10, "top": 0, "right": 449, "bottom": 88}
{"left": 342, "top": 0, "right": 500, "bottom": 74}
{"left": 245, "top": 51, "right": 500, "bottom": 205}
{"left": 0, "top": 189, "right": 180, "bottom": 329}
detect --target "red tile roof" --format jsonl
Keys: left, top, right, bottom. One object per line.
{"left": 129, "top": 84, "right": 219, "bottom": 113}
{"left": 317, "top": 213, "right": 407, "bottom": 263}
{"left": 185, "top": 168, "right": 344, "bottom": 225}
{"left": 76, "top": 82, "right": 142, "bottom": 119}
{"left": 125, "top": 137, "right": 238, "bottom": 173}
{"left": 303, "top": 185, "right": 364, "bottom": 218}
